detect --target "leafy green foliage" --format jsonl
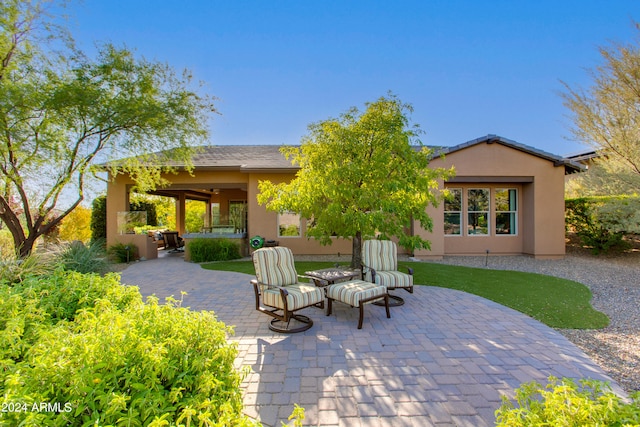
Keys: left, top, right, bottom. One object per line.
{"left": 0, "top": 270, "right": 257, "bottom": 427}
{"left": 90, "top": 196, "right": 108, "bottom": 242}
{"left": 283, "top": 404, "right": 305, "bottom": 427}
{"left": 566, "top": 196, "right": 640, "bottom": 253}
{"left": 58, "top": 239, "right": 109, "bottom": 274}
{"left": 496, "top": 376, "right": 640, "bottom": 426}
{"left": 185, "top": 200, "right": 206, "bottom": 233}
{"left": 0, "top": 1, "right": 215, "bottom": 257}
{"left": 203, "top": 260, "right": 609, "bottom": 329}
{"left": 257, "top": 94, "right": 454, "bottom": 267}
{"left": 0, "top": 270, "right": 140, "bottom": 366}
{"left": 107, "top": 242, "right": 139, "bottom": 263}
{"left": 188, "top": 238, "right": 241, "bottom": 263}
{"left": 129, "top": 197, "right": 159, "bottom": 227}
{"left": 58, "top": 205, "right": 92, "bottom": 243}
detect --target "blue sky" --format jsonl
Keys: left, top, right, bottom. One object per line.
{"left": 65, "top": 1, "right": 640, "bottom": 156}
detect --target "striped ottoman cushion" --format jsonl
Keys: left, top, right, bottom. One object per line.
{"left": 326, "top": 280, "right": 386, "bottom": 307}
{"left": 263, "top": 283, "right": 324, "bottom": 310}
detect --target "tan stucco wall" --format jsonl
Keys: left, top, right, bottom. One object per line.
{"left": 413, "top": 142, "right": 566, "bottom": 259}
{"left": 247, "top": 173, "right": 354, "bottom": 255}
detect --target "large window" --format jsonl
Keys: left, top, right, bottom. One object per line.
{"left": 467, "top": 189, "right": 489, "bottom": 235}
{"left": 444, "top": 189, "right": 462, "bottom": 235}
{"left": 495, "top": 189, "right": 517, "bottom": 235}
{"left": 444, "top": 187, "right": 518, "bottom": 237}
{"left": 278, "top": 212, "right": 301, "bottom": 237}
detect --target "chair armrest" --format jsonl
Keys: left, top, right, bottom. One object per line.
{"left": 251, "top": 279, "right": 290, "bottom": 295}
{"left": 361, "top": 264, "right": 377, "bottom": 283}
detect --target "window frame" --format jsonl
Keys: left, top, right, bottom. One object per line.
{"left": 444, "top": 188, "right": 462, "bottom": 236}
{"left": 494, "top": 188, "right": 518, "bottom": 236}
{"left": 467, "top": 188, "right": 490, "bottom": 236}
{"left": 277, "top": 211, "right": 302, "bottom": 238}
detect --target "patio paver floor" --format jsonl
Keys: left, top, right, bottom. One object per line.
{"left": 120, "top": 253, "right": 620, "bottom": 427}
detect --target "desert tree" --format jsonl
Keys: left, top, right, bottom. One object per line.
{"left": 562, "top": 24, "right": 640, "bottom": 195}
{"left": 0, "top": 0, "right": 216, "bottom": 257}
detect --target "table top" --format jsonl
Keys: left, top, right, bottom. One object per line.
{"left": 305, "top": 267, "right": 360, "bottom": 281}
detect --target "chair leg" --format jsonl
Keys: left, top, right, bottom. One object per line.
{"left": 326, "top": 298, "right": 333, "bottom": 316}
{"left": 384, "top": 294, "right": 390, "bottom": 318}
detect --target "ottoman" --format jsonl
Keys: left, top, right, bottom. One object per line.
{"left": 325, "top": 280, "right": 390, "bottom": 329}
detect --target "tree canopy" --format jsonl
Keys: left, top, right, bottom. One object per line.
{"left": 0, "top": 0, "right": 216, "bottom": 257}
{"left": 257, "top": 95, "right": 454, "bottom": 267}
{"left": 562, "top": 24, "right": 640, "bottom": 195}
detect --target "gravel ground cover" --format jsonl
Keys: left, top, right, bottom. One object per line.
{"left": 428, "top": 250, "right": 640, "bottom": 394}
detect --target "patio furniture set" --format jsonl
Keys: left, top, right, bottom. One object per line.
{"left": 251, "top": 240, "right": 414, "bottom": 332}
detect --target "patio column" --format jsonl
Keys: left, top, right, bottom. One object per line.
{"left": 177, "top": 193, "right": 186, "bottom": 234}
{"left": 106, "top": 177, "right": 130, "bottom": 247}
{"left": 204, "top": 197, "right": 212, "bottom": 230}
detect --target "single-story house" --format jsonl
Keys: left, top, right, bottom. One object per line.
{"left": 105, "top": 134, "right": 584, "bottom": 260}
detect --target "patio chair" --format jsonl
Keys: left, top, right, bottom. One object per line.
{"left": 362, "top": 239, "right": 414, "bottom": 306}
{"left": 162, "top": 231, "right": 184, "bottom": 253}
{"left": 251, "top": 246, "right": 324, "bottom": 333}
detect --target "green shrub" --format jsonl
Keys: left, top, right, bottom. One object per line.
{"left": 107, "top": 242, "right": 139, "bottom": 263}
{"left": 0, "top": 271, "right": 257, "bottom": 427}
{"left": 90, "top": 195, "right": 107, "bottom": 242}
{"left": 18, "top": 269, "right": 139, "bottom": 324}
{"left": 188, "top": 238, "right": 241, "bottom": 263}
{"left": 58, "top": 239, "right": 110, "bottom": 274}
{"left": 0, "top": 270, "right": 140, "bottom": 362}
{"left": 495, "top": 376, "right": 640, "bottom": 426}
{"left": 565, "top": 196, "right": 640, "bottom": 253}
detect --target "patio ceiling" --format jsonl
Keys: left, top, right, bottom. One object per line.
{"left": 144, "top": 183, "right": 248, "bottom": 202}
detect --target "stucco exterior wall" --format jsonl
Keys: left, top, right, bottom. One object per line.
{"left": 414, "top": 142, "right": 567, "bottom": 259}
{"left": 247, "top": 173, "right": 354, "bottom": 255}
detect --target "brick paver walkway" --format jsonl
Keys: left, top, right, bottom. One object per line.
{"left": 120, "top": 253, "right": 619, "bottom": 427}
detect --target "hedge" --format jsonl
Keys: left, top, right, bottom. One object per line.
{"left": 188, "top": 238, "right": 241, "bottom": 263}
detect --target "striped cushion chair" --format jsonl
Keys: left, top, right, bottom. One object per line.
{"left": 251, "top": 246, "right": 324, "bottom": 333}
{"left": 362, "top": 239, "right": 414, "bottom": 306}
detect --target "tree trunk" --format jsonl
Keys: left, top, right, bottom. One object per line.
{"left": 351, "top": 230, "right": 363, "bottom": 269}
{"left": 0, "top": 200, "right": 29, "bottom": 258}
{"left": 18, "top": 234, "right": 38, "bottom": 258}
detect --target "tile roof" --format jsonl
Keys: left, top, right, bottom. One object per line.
{"left": 187, "top": 145, "right": 295, "bottom": 170}
{"left": 137, "top": 135, "right": 585, "bottom": 174}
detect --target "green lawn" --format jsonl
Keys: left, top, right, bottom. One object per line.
{"left": 201, "top": 260, "right": 609, "bottom": 329}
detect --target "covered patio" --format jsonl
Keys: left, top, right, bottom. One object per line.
{"left": 106, "top": 170, "right": 251, "bottom": 259}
